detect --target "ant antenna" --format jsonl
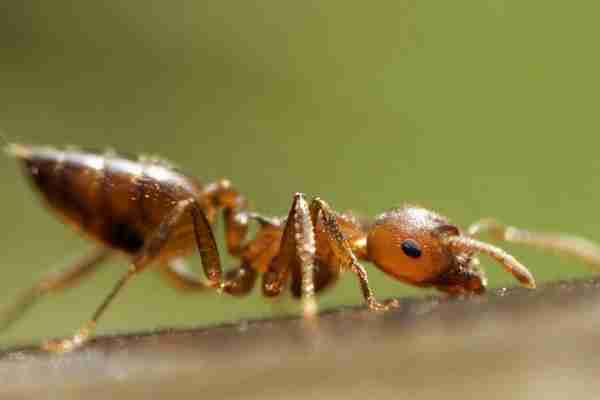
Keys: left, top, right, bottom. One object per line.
{"left": 444, "top": 235, "right": 536, "bottom": 288}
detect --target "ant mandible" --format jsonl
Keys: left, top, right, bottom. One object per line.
{"left": 3, "top": 143, "right": 600, "bottom": 352}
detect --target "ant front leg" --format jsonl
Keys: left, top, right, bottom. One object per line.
{"left": 263, "top": 193, "right": 318, "bottom": 318}
{"left": 42, "top": 198, "right": 224, "bottom": 353}
{"left": 309, "top": 197, "right": 399, "bottom": 311}
{"left": 468, "top": 218, "right": 600, "bottom": 270}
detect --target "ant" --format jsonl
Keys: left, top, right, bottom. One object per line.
{"left": 3, "top": 143, "right": 600, "bottom": 352}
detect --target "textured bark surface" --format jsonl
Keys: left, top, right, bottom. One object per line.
{"left": 2, "top": 278, "right": 600, "bottom": 399}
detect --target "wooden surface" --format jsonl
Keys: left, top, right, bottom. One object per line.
{"left": 2, "top": 278, "right": 600, "bottom": 399}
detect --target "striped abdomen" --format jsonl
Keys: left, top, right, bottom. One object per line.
{"left": 12, "top": 145, "right": 206, "bottom": 259}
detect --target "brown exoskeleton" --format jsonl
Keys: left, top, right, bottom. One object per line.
{"left": 4, "top": 143, "right": 600, "bottom": 352}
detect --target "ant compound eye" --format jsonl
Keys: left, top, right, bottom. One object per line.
{"left": 401, "top": 239, "right": 422, "bottom": 258}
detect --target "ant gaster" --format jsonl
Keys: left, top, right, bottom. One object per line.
{"left": 3, "top": 143, "right": 600, "bottom": 352}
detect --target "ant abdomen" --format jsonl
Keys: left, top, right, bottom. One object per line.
{"left": 12, "top": 145, "right": 205, "bottom": 256}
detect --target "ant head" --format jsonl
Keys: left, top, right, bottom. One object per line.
{"left": 366, "top": 205, "right": 535, "bottom": 290}
{"left": 367, "top": 205, "right": 462, "bottom": 284}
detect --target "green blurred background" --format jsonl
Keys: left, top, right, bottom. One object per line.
{"left": 1, "top": 1, "right": 599, "bottom": 347}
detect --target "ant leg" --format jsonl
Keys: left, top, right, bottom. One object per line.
{"left": 159, "top": 259, "right": 257, "bottom": 296}
{"left": 158, "top": 259, "right": 208, "bottom": 291}
{"left": 188, "top": 200, "right": 225, "bottom": 286}
{"left": 309, "top": 197, "right": 399, "bottom": 311}
{"left": 263, "top": 193, "right": 318, "bottom": 317}
{"left": 222, "top": 264, "right": 258, "bottom": 296}
{"left": 42, "top": 198, "right": 222, "bottom": 352}
{"left": 468, "top": 218, "right": 600, "bottom": 270}
{"left": 247, "top": 212, "right": 282, "bottom": 227}
{"left": 0, "top": 249, "right": 112, "bottom": 332}
{"left": 291, "top": 263, "right": 339, "bottom": 298}
{"left": 202, "top": 179, "right": 249, "bottom": 256}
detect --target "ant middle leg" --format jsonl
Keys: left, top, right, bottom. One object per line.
{"left": 42, "top": 198, "right": 224, "bottom": 352}
{"left": 309, "top": 197, "right": 399, "bottom": 311}
{"left": 159, "top": 259, "right": 257, "bottom": 296}
{"left": 467, "top": 218, "right": 600, "bottom": 270}
{"left": 0, "top": 249, "right": 112, "bottom": 332}
{"left": 263, "top": 193, "right": 318, "bottom": 317}
{"left": 291, "top": 263, "right": 339, "bottom": 299}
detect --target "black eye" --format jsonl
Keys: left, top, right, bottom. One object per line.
{"left": 401, "top": 239, "right": 422, "bottom": 258}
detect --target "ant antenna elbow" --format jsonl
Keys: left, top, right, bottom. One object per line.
{"left": 445, "top": 235, "right": 536, "bottom": 289}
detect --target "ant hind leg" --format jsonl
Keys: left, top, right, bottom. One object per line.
{"left": 42, "top": 198, "right": 223, "bottom": 353}
{"left": 0, "top": 248, "right": 112, "bottom": 333}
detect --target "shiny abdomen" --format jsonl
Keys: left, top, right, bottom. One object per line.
{"left": 16, "top": 146, "right": 205, "bottom": 258}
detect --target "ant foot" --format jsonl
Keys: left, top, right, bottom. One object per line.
{"left": 302, "top": 297, "right": 319, "bottom": 320}
{"left": 41, "top": 323, "right": 95, "bottom": 353}
{"left": 367, "top": 298, "right": 400, "bottom": 312}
